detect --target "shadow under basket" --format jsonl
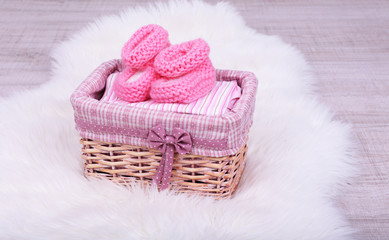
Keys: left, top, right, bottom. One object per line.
{"left": 81, "top": 138, "right": 248, "bottom": 199}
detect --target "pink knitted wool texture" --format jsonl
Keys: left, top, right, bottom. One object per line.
{"left": 114, "top": 24, "right": 169, "bottom": 103}
{"left": 113, "top": 66, "right": 157, "bottom": 102}
{"left": 121, "top": 24, "right": 170, "bottom": 69}
{"left": 151, "top": 38, "right": 216, "bottom": 103}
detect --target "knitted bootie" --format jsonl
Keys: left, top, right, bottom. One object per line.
{"left": 115, "top": 24, "right": 169, "bottom": 102}
{"left": 150, "top": 38, "right": 216, "bottom": 103}
{"left": 121, "top": 24, "right": 170, "bottom": 69}
{"left": 113, "top": 66, "right": 157, "bottom": 102}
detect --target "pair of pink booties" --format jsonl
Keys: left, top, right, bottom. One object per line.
{"left": 114, "top": 24, "right": 216, "bottom": 103}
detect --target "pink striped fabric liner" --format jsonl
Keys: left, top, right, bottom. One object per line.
{"left": 71, "top": 59, "right": 258, "bottom": 157}
{"left": 100, "top": 72, "right": 241, "bottom": 116}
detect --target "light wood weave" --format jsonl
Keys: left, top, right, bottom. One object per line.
{"left": 81, "top": 138, "right": 247, "bottom": 198}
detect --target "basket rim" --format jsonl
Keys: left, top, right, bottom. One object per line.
{"left": 71, "top": 59, "right": 257, "bottom": 157}
{"left": 71, "top": 59, "right": 257, "bottom": 121}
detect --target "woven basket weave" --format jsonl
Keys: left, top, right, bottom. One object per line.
{"left": 81, "top": 138, "right": 247, "bottom": 198}
{"left": 71, "top": 60, "right": 258, "bottom": 199}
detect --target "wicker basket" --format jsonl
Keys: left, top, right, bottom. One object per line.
{"left": 71, "top": 59, "right": 257, "bottom": 198}
{"left": 81, "top": 138, "right": 247, "bottom": 198}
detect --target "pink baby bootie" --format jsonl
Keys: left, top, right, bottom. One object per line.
{"left": 121, "top": 24, "right": 170, "bottom": 69}
{"left": 150, "top": 38, "right": 216, "bottom": 103}
{"left": 114, "top": 24, "right": 169, "bottom": 102}
{"left": 113, "top": 66, "right": 157, "bottom": 103}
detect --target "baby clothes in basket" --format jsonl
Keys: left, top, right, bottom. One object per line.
{"left": 100, "top": 72, "right": 242, "bottom": 116}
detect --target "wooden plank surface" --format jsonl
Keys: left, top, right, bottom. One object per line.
{"left": 1, "top": 0, "right": 388, "bottom": 239}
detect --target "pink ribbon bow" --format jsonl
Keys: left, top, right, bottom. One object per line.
{"left": 148, "top": 124, "right": 192, "bottom": 190}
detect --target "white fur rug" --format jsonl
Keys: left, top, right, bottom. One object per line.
{"left": 0, "top": 1, "right": 356, "bottom": 239}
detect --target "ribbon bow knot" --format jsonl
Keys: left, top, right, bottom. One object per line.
{"left": 148, "top": 124, "right": 192, "bottom": 190}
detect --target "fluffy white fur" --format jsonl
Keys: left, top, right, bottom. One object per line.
{"left": 0, "top": 1, "right": 356, "bottom": 239}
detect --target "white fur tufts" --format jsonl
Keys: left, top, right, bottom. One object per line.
{"left": 0, "top": 1, "right": 356, "bottom": 239}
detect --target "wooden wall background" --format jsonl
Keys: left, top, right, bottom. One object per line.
{"left": 1, "top": 0, "right": 388, "bottom": 239}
